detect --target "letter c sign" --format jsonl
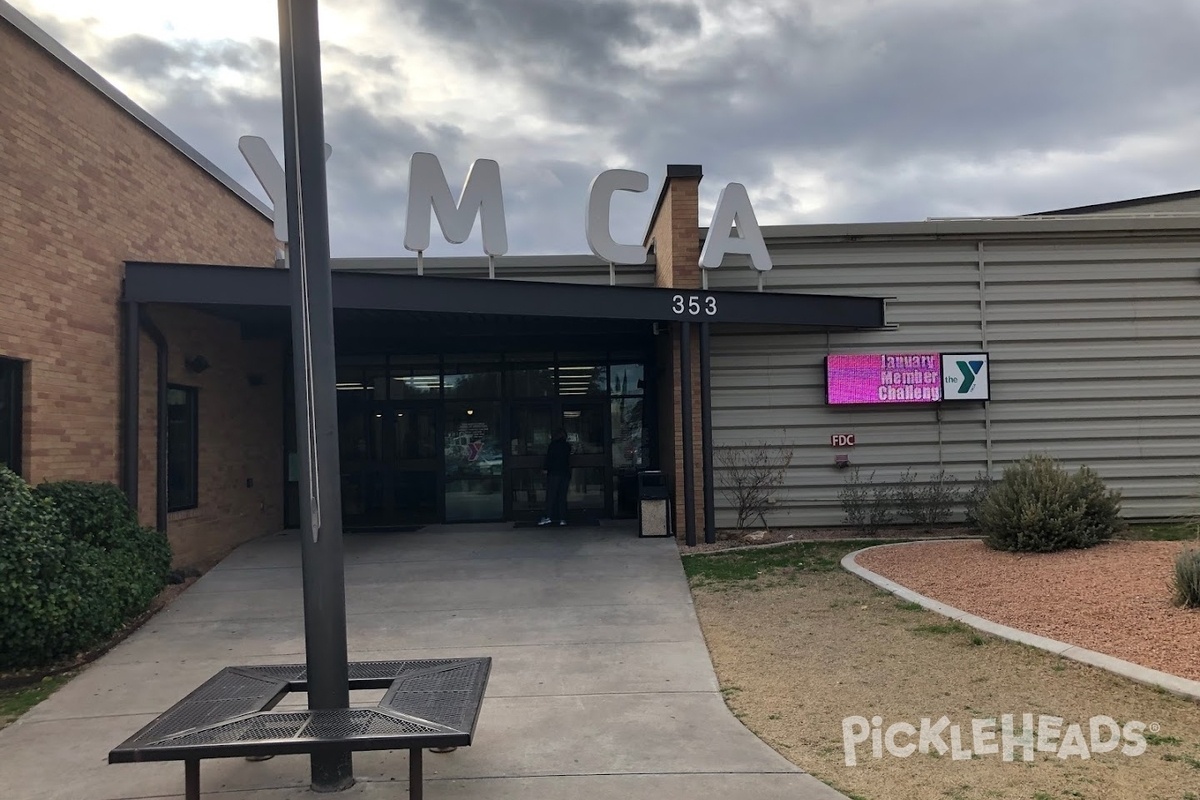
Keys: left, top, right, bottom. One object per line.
{"left": 831, "top": 433, "right": 856, "bottom": 448}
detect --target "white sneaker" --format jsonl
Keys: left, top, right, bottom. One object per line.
{"left": 537, "top": 517, "right": 552, "bottom": 526}
{"left": 558, "top": 520, "right": 567, "bottom": 526}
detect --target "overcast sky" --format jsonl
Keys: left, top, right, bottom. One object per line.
{"left": 12, "top": 0, "right": 1200, "bottom": 257}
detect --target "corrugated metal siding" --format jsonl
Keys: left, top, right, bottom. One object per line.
{"left": 984, "top": 239, "right": 1200, "bottom": 518}
{"left": 706, "top": 233, "right": 1200, "bottom": 527}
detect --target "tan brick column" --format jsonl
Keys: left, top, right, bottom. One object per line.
{"left": 644, "top": 166, "right": 706, "bottom": 541}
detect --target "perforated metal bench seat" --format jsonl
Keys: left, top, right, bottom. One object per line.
{"left": 108, "top": 658, "right": 491, "bottom": 800}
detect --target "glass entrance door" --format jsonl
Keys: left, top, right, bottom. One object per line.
{"left": 339, "top": 400, "right": 439, "bottom": 528}
{"left": 443, "top": 402, "right": 503, "bottom": 522}
{"left": 561, "top": 401, "right": 606, "bottom": 514}
{"left": 506, "top": 400, "right": 609, "bottom": 520}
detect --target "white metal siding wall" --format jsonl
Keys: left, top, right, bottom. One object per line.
{"left": 705, "top": 234, "right": 1200, "bottom": 527}
{"left": 985, "top": 239, "right": 1200, "bottom": 518}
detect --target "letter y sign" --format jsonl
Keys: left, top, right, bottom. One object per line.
{"left": 238, "top": 135, "right": 333, "bottom": 242}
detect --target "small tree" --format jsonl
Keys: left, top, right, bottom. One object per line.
{"left": 715, "top": 444, "right": 794, "bottom": 529}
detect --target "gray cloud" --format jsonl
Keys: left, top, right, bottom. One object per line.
{"left": 11, "top": 0, "right": 1200, "bottom": 254}
{"left": 401, "top": 0, "right": 701, "bottom": 76}
{"left": 104, "top": 33, "right": 276, "bottom": 76}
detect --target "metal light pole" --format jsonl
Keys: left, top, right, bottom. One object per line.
{"left": 277, "top": 0, "right": 354, "bottom": 791}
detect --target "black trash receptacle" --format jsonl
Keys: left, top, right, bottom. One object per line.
{"left": 636, "top": 470, "right": 673, "bottom": 538}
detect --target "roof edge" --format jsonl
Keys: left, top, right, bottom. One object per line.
{"left": 332, "top": 253, "right": 657, "bottom": 272}
{"left": 759, "top": 214, "right": 1200, "bottom": 241}
{"left": 1, "top": 0, "right": 272, "bottom": 220}
{"left": 1033, "top": 188, "right": 1200, "bottom": 216}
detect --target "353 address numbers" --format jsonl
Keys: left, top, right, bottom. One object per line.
{"left": 671, "top": 294, "right": 717, "bottom": 317}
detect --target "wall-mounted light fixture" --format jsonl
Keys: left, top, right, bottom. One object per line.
{"left": 184, "top": 355, "right": 211, "bottom": 374}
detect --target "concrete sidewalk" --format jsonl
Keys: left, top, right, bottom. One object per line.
{"left": 0, "top": 524, "right": 847, "bottom": 799}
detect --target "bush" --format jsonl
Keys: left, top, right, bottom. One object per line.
{"left": 0, "top": 469, "right": 171, "bottom": 670}
{"left": 716, "top": 444, "right": 794, "bottom": 529}
{"left": 895, "top": 469, "right": 960, "bottom": 529}
{"left": 977, "top": 454, "right": 1123, "bottom": 553}
{"left": 34, "top": 480, "right": 171, "bottom": 620}
{"left": 34, "top": 481, "right": 137, "bottom": 549}
{"left": 1174, "top": 550, "right": 1200, "bottom": 609}
{"left": 962, "top": 471, "right": 996, "bottom": 529}
{"left": 839, "top": 468, "right": 895, "bottom": 535}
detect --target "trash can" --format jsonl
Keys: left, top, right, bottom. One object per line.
{"left": 636, "top": 470, "right": 673, "bottom": 538}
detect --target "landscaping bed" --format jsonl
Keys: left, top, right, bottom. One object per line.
{"left": 685, "top": 541, "right": 1200, "bottom": 800}
{"left": 855, "top": 538, "right": 1200, "bottom": 682}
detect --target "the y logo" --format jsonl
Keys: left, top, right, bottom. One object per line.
{"left": 956, "top": 360, "right": 985, "bottom": 393}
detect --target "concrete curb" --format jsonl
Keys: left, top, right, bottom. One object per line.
{"left": 841, "top": 541, "right": 1200, "bottom": 702}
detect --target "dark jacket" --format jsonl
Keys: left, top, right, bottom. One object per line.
{"left": 544, "top": 439, "right": 571, "bottom": 476}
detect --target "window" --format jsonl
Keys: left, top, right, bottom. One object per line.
{"left": 0, "top": 358, "right": 22, "bottom": 475}
{"left": 166, "top": 385, "right": 198, "bottom": 511}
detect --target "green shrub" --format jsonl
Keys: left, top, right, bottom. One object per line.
{"left": 0, "top": 469, "right": 171, "bottom": 670}
{"left": 33, "top": 481, "right": 137, "bottom": 549}
{"left": 978, "top": 454, "right": 1123, "bottom": 553}
{"left": 1174, "top": 549, "right": 1200, "bottom": 609}
{"left": 35, "top": 480, "right": 170, "bottom": 622}
{"left": 1, "top": 467, "right": 75, "bottom": 668}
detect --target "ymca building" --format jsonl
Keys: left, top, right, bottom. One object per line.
{"left": 5, "top": 2, "right": 1200, "bottom": 568}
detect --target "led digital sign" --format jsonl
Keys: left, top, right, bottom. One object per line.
{"left": 826, "top": 353, "right": 943, "bottom": 405}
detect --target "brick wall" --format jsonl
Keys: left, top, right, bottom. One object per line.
{"left": 0, "top": 20, "right": 282, "bottom": 566}
{"left": 645, "top": 171, "right": 709, "bottom": 538}
{"left": 138, "top": 307, "right": 285, "bottom": 569}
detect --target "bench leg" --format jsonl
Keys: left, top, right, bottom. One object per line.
{"left": 185, "top": 759, "right": 200, "bottom": 800}
{"left": 409, "top": 749, "right": 422, "bottom": 800}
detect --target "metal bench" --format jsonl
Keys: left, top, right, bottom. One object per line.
{"left": 109, "top": 657, "right": 491, "bottom": 800}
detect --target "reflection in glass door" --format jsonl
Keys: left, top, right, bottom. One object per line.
{"left": 562, "top": 401, "right": 606, "bottom": 514}
{"left": 444, "top": 402, "right": 504, "bottom": 522}
{"left": 389, "top": 405, "right": 439, "bottom": 522}
{"left": 507, "top": 403, "right": 553, "bottom": 517}
{"left": 506, "top": 400, "right": 608, "bottom": 520}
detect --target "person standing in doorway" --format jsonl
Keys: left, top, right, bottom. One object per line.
{"left": 538, "top": 428, "right": 571, "bottom": 526}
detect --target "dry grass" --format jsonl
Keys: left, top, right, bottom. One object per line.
{"left": 687, "top": 544, "right": 1200, "bottom": 800}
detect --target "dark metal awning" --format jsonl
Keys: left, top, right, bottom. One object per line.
{"left": 122, "top": 262, "right": 886, "bottom": 329}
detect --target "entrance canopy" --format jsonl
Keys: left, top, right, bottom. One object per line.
{"left": 122, "top": 262, "right": 887, "bottom": 330}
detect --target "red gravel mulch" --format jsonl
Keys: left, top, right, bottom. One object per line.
{"left": 855, "top": 539, "right": 1200, "bottom": 682}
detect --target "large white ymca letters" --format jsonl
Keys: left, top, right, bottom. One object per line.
{"left": 699, "top": 182, "right": 772, "bottom": 273}
{"left": 239, "top": 142, "right": 772, "bottom": 272}
{"left": 404, "top": 153, "right": 508, "bottom": 257}
{"left": 585, "top": 169, "right": 649, "bottom": 265}
{"left": 238, "top": 135, "right": 333, "bottom": 242}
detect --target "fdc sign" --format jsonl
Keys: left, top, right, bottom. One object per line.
{"left": 940, "top": 353, "right": 990, "bottom": 401}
